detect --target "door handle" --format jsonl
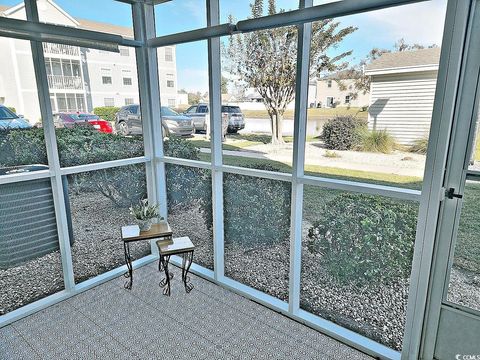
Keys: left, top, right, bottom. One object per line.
{"left": 445, "top": 188, "right": 463, "bottom": 199}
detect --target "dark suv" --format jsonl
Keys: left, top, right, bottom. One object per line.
{"left": 183, "top": 103, "right": 245, "bottom": 133}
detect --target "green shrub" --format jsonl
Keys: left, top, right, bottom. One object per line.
{"left": 164, "top": 136, "right": 200, "bottom": 160}
{"left": 409, "top": 136, "right": 429, "bottom": 154}
{"left": 93, "top": 106, "right": 120, "bottom": 122}
{"left": 357, "top": 129, "right": 396, "bottom": 154}
{"left": 7, "top": 107, "right": 16, "bottom": 114}
{"left": 224, "top": 167, "right": 291, "bottom": 248}
{"left": 307, "top": 193, "right": 417, "bottom": 284}
{"left": 0, "top": 128, "right": 47, "bottom": 167}
{"left": 163, "top": 137, "right": 212, "bottom": 227}
{"left": 322, "top": 116, "right": 366, "bottom": 150}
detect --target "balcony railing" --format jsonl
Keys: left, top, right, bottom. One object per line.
{"left": 43, "top": 43, "right": 80, "bottom": 56}
{"left": 47, "top": 75, "right": 84, "bottom": 90}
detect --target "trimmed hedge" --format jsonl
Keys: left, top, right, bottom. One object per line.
{"left": 322, "top": 116, "right": 366, "bottom": 151}
{"left": 307, "top": 193, "right": 417, "bottom": 284}
{"left": 93, "top": 106, "right": 120, "bottom": 122}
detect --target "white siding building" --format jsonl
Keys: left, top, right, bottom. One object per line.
{"left": 365, "top": 48, "right": 440, "bottom": 144}
{"left": 316, "top": 76, "right": 370, "bottom": 108}
{"left": 0, "top": 0, "right": 179, "bottom": 121}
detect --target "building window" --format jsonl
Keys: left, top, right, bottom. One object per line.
{"left": 104, "top": 98, "right": 115, "bottom": 107}
{"left": 327, "top": 80, "right": 332, "bottom": 88}
{"left": 167, "top": 80, "right": 174, "bottom": 88}
{"left": 125, "top": 98, "right": 134, "bottom": 105}
{"left": 123, "top": 77, "right": 132, "bottom": 86}
{"left": 102, "top": 76, "right": 112, "bottom": 85}
{"left": 119, "top": 47, "right": 130, "bottom": 56}
{"left": 165, "top": 47, "right": 173, "bottom": 62}
{"left": 168, "top": 99, "right": 176, "bottom": 107}
{"left": 345, "top": 95, "right": 351, "bottom": 104}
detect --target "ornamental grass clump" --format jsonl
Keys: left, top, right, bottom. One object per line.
{"left": 357, "top": 128, "right": 397, "bottom": 154}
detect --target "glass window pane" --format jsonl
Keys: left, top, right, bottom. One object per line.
{"left": 62, "top": 60, "right": 73, "bottom": 76}
{"left": 35, "top": 0, "right": 133, "bottom": 37}
{"left": 0, "top": 36, "right": 48, "bottom": 174}
{"left": 158, "top": 41, "right": 203, "bottom": 156}
{"left": 0, "top": 179, "right": 64, "bottom": 315}
{"left": 220, "top": 0, "right": 299, "bottom": 23}
{"left": 301, "top": 186, "right": 419, "bottom": 350}
{"left": 155, "top": 0, "right": 206, "bottom": 37}
{"left": 166, "top": 164, "right": 213, "bottom": 270}
{"left": 224, "top": 173, "right": 291, "bottom": 301}
{"left": 304, "top": 1, "right": 447, "bottom": 190}
{"left": 447, "top": 180, "right": 480, "bottom": 312}
{"left": 68, "top": 164, "right": 149, "bottom": 284}
{"left": 468, "top": 108, "right": 479, "bottom": 171}
{"left": 219, "top": 24, "right": 298, "bottom": 173}
{"left": 43, "top": 44, "right": 144, "bottom": 167}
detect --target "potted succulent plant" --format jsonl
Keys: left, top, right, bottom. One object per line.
{"left": 129, "top": 199, "right": 161, "bottom": 232}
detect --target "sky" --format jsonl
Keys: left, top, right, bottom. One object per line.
{"left": 1, "top": 0, "right": 448, "bottom": 93}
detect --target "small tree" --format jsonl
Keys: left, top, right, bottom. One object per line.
{"left": 225, "top": 0, "right": 356, "bottom": 144}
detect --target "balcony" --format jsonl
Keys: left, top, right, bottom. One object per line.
{"left": 0, "top": 263, "right": 372, "bottom": 359}
{"left": 47, "top": 74, "right": 83, "bottom": 90}
{"left": 42, "top": 43, "right": 80, "bottom": 57}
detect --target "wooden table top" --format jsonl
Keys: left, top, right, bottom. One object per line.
{"left": 121, "top": 222, "right": 172, "bottom": 242}
{"left": 156, "top": 236, "right": 194, "bottom": 255}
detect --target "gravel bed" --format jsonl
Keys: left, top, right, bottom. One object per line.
{"left": 447, "top": 266, "right": 480, "bottom": 312}
{"left": 0, "top": 251, "right": 64, "bottom": 316}
{"left": 168, "top": 204, "right": 214, "bottom": 270}
{"left": 0, "top": 192, "right": 150, "bottom": 315}
{"left": 69, "top": 192, "right": 151, "bottom": 284}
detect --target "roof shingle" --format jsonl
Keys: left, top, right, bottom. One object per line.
{"left": 366, "top": 47, "right": 441, "bottom": 71}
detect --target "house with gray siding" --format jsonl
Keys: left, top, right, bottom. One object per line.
{"left": 365, "top": 48, "right": 441, "bottom": 144}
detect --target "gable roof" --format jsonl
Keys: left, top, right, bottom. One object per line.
{"left": 0, "top": 2, "right": 133, "bottom": 38}
{"left": 365, "top": 48, "right": 441, "bottom": 75}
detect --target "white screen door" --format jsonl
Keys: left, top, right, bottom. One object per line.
{"left": 422, "top": 3, "right": 480, "bottom": 357}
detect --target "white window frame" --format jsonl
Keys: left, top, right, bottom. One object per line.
{"left": 104, "top": 97, "right": 115, "bottom": 107}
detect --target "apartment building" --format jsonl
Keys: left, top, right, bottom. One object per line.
{"left": 0, "top": 0, "right": 178, "bottom": 121}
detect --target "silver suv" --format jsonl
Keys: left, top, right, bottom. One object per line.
{"left": 183, "top": 103, "right": 245, "bottom": 134}
{"left": 115, "top": 105, "right": 194, "bottom": 137}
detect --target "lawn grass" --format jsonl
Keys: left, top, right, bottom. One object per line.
{"left": 189, "top": 133, "right": 317, "bottom": 152}
{"left": 455, "top": 181, "right": 480, "bottom": 273}
{"left": 242, "top": 107, "right": 368, "bottom": 120}
{"left": 199, "top": 152, "right": 422, "bottom": 189}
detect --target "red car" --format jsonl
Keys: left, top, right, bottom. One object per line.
{"left": 53, "top": 112, "right": 113, "bottom": 133}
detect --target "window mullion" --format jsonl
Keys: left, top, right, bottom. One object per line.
{"left": 207, "top": 0, "right": 224, "bottom": 281}
{"left": 24, "top": 0, "right": 75, "bottom": 290}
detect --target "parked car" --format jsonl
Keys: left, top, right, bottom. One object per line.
{"left": 0, "top": 105, "right": 31, "bottom": 130}
{"left": 183, "top": 103, "right": 245, "bottom": 133}
{"left": 222, "top": 105, "right": 246, "bottom": 133}
{"left": 53, "top": 112, "right": 113, "bottom": 133}
{"left": 183, "top": 103, "right": 209, "bottom": 133}
{"left": 115, "top": 104, "right": 194, "bottom": 137}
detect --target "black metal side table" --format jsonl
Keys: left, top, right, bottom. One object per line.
{"left": 121, "top": 222, "right": 172, "bottom": 290}
{"left": 156, "top": 236, "right": 195, "bottom": 296}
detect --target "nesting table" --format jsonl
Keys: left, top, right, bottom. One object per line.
{"left": 121, "top": 222, "right": 195, "bottom": 295}
{"left": 157, "top": 237, "right": 195, "bottom": 296}
{"left": 121, "top": 222, "right": 172, "bottom": 290}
